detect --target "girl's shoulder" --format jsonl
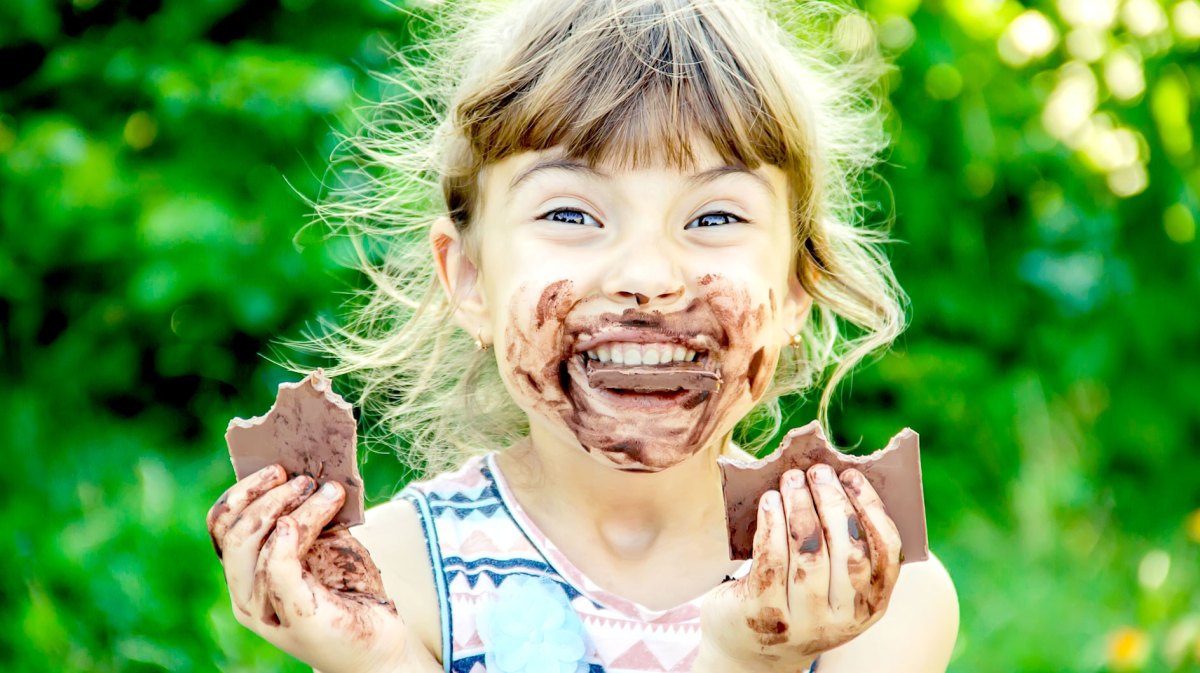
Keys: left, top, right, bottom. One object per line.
{"left": 347, "top": 453, "right": 492, "bottom": 665}
{"left": 398, "top": 453, "right": 493, "bottom": 499}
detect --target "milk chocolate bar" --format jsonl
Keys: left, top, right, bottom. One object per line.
{"left": 225, "top": 369, "right": 364, "bottom": 529}
{"left": 584, "top": 360, "right": 722, "bottom": 392}
{"left": 719, "top": 421, "right": 927, "bottom": 563}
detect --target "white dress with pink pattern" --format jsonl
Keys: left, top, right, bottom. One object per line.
{"left": 397, "top": 453, "right": 819, "bottom": 673}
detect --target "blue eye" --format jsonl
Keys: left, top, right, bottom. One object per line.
{"left": 539, "top": 208, "right": 601, "bottom": 227}
{"left": 686, "top": 211, "right": 742, "bottom": 229}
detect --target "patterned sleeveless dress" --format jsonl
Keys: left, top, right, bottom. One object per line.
{"left": 397, "top": 453, "right": 820, "bottom": 673}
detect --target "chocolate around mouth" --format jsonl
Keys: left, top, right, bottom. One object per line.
{"left": 582, "top": 357, "right": 722, "bottom": 392}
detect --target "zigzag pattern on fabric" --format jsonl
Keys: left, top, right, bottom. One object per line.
{"left": 398, "top": 453, "right": 818, "bottom": 673}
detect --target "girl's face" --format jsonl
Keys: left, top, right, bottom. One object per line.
{"left": 434, "top": 141, "right": 811, "bottom": 472}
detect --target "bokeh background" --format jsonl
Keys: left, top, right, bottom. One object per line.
{"left": 2, "top": 0, "right": 1198, "bottom": 670}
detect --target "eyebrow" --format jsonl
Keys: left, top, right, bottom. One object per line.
{"left": 686, "top": 164, "right": 776, "bottom": 198}
{"left": 507, "top": 157, "right": 776, "bottom": 197}
{"left": 509, "top": 158, "right": 609, "bottom": 191}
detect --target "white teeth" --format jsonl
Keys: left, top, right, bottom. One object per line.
{"left": 580, "top": 342, "right": 705, "bottom": 365}
{"left": 625, "top": 346, "right": 642, "bottom": 365}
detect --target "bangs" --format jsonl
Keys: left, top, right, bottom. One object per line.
{"left": 314, "top": 0, "right": 900, "bottom": 469}
{"left": 455, "top": 0, "right": 806, "bottom": 175}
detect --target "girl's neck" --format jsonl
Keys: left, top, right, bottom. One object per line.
{"left": 495, "top": 422, "right": 738, "bottom": 560}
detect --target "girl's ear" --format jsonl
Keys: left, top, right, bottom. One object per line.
{"left": 781, "top": 269, "right": 814, "bottom": 343}
{"left": 430, "top": 217, "right": 490, "bottom": 342}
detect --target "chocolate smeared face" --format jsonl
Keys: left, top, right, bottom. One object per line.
{"left": 500, "top": 274, "right": 780, "bottom": 471}
{"left": 456, "top": 144, "right": 808, "bottom": 472}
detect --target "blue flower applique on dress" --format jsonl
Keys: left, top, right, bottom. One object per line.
{"left": 478, "top": 574, "right": 592, "bottom": 673}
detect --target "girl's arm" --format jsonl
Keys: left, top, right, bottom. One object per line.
{"left": 345, "top": 498, "right": 447, "bottom": 671}
{"left": 813, "top": 554, "right": 959, "bottom": 672}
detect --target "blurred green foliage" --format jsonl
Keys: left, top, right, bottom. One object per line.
{"left": 1, "top": 0, "right": 1197, "bottom": 671}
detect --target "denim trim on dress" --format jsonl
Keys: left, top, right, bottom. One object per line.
{"left": 401, "top": 490, "right": 453, "bottom": 673}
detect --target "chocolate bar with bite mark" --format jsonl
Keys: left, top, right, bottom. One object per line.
{"left": 225, "top": 369, "right": 364, "bottom": 529}
{"left": 719, "top": 421, "right": 927, "bottom": 564}
{"left": 584, "top": 360, "right": 722, "bottom": 392}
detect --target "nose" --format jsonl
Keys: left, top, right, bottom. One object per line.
{"left": 600, "top": 242, "right": 686, "bottom": 309}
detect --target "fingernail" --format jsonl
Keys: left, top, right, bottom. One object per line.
{"left": 810, "top": 464, "right": 835, "bottom": 483}
{"left": 292, "top": 476, "right": 315, "bottom": 494}
{"left": 785, "top": 470, "right": 806, "bottom": 488}
{"left": 761, "top": 490, "right": 781, "bottom": 511}
{"left": 320, "top": 481, "right": 340, "bottom": 499}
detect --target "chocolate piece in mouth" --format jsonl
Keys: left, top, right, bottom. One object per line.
{"left": 719, "top": 421, "right": 927, "bottom": 564}
{"left": 225, "top": 369, "right": 364, "bottom": 529}
{"left": 583, "top": 358, "right": 722, "bottom": 392}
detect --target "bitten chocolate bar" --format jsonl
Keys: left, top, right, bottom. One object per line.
{"left": 584, "top": 360, "right": 722, "bottom": 392}
{"left": 719, "top": 421, "right": 927, "bottom": 564}
{"left": 225, "top": 369, "right": 364, "bottom": 529}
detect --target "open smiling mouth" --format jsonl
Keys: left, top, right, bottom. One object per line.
{"left": 565, "top": 338, "right": 723, "bottom": 409}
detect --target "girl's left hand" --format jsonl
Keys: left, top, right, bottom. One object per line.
{"left": 697, "top": 464, "right": 902, "bottom": 672}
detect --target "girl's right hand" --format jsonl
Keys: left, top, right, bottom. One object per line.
{"left": 206, "top": 464, "right": 413, "bottom": 673}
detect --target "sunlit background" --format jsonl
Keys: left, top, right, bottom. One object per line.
{"left": 1, "top": 0, "right": 1197, "bottom": 671}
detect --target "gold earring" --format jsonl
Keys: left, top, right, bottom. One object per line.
{"left": 784, "top": 329, "right": 803, "bottom": 350}
{"left": 474, "top": 329, "right": 490, "bottom": 351}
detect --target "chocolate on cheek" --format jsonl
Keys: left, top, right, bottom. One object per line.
{"left": 678, "top": 280, "right": 777, "bottom": 456}
{"left": 503, "top": 279, "right": 579, "bottom": 417}
{"left": 534, "top": 279, "right": 574, "bottom": 330}
{"left": 502, "top": 276, "right": 779, "bottom": 470}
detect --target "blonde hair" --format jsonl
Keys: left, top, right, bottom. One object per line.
{"left": 286, "top": 0, "right": 907, "bottom": 476}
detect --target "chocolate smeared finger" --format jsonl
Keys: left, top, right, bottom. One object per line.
{"left": 719, "top": 421, "right": 927, "bottom": 564}
{"left": 847, "top": 514, "right": 863, "bottom": 542}
{"left": 841, "top": 468, "right": 902, "bottom": 611}
{"left": 225, "top": 370, "right": 365, "bottom": 529}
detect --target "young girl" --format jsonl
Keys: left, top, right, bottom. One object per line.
{"left": 206, "top": 1, "right": 959, "bottom": 671}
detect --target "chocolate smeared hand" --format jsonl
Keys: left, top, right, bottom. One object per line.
{"left": 719, "top": 421, "right": 927, "bottom": 563}
{"left": 303, "top": 529, "right": 394, "bottom": 621}
{"left": 225, "top": 369, "right": 365, "bottom": 529}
